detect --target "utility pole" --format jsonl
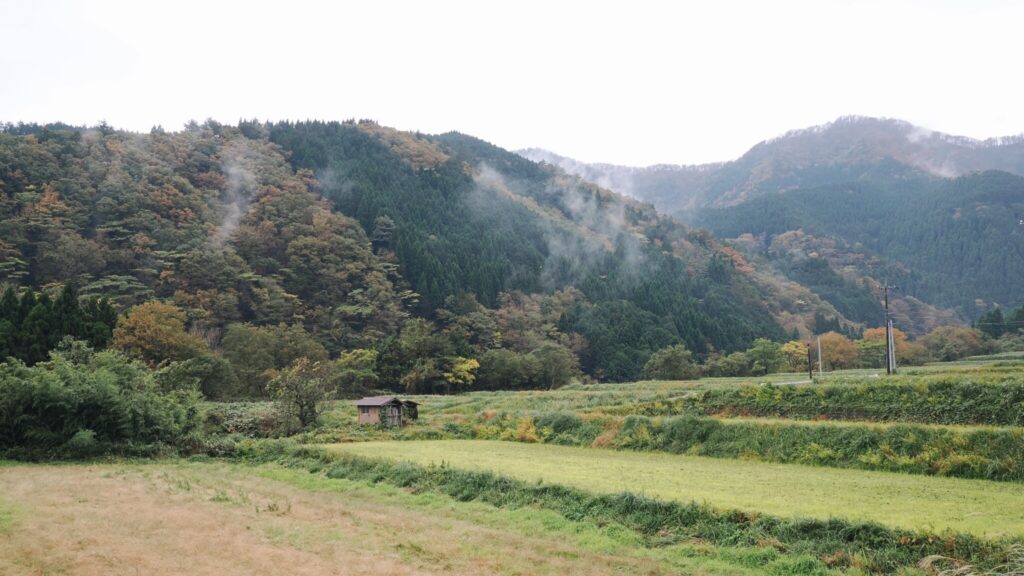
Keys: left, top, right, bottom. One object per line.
{"left": 817, "top": 336, "right": 823, "bottom": 378}
{"left": 807, "top": 342, "right": 813, "bottom": 381}
{"left": 882, "top": 283, "right": 899, "bottom": 375}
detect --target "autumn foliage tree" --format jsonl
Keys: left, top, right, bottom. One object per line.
{"left": 921, "top": 326, "right": 987, "bottom": 361}
{"left": 818, "top": 331, "right": 858, "bottom": 370}
{"left": 780, "top": 340, "right": 809, "bottom": 372}
{"left": 112, "top": 302, "right": 206, "bottom": 367}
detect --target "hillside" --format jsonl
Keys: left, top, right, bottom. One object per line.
{"left": 697, "top": 170, "right": 1024, "bottom": 316}
{"left": 521, "top": 117, "right": 1024, "bottom": 323}
{"left": 0, "top": 120, "right": 855, "bottom": 383}
{"left": 0, "top": 123, "right": 408, "bottom": 355}
{"left": 521, "top": 116, "right": 1024, "bottom": 215}
{"left": 265, "top": 120, "right": 795, "bottom": 377}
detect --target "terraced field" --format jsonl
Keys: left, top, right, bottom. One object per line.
{"left": 327, "top": 439, "right": 1024, "bottom": 537}
{"left": 6, "top": 358, "right": 1024, "bottom": 575}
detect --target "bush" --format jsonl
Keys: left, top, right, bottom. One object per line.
{"left": 203, "top": 402, "right": 287, "bottom": 438}
{"left": 616, "top": 415, "right": 657, "bottom": 450}
{"left": 642, "top": 345, "right": 700, "bottom": 380}
{"left": 62, "top": 429, "right": 101, "bottom": 459}
{"left": 155, "top": 353, "right": 239, "bottom": 399}
{"left": 659, "top": 416, "right": 722, "bottom": 452}
{"left": 533, "top": 412, "right": 602, "bottom": 445}
{"left": 0, "top": 347, "right": 200, "bottom": 458}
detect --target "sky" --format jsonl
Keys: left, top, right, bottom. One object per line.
{"left": 2, "top": 0, "right": 1023, "bottom": 166}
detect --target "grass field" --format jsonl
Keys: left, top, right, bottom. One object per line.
{"left": 0, "top": 461, "right": 825, "bottom": 576}
{"left": 327, "top": 440, "right": 1024, "bottom": 538}
{"left": 310, "top": 361, "right": 1024, "bottom": 433}
{"left": 315, "top": 372, "right": 821, "bottom": 427}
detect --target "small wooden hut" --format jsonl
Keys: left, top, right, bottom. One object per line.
{"left": 354, "top": 396, "right": 418, "bottom": 426}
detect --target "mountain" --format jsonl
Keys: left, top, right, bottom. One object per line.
{"left": 520, "top": 117, "right": 1024, "bottom": 324}
{"left": 4, "top": 120, "right": 865, "bottom": 382}
{"left": 697, "top": 169, "right": 1024, "bottom": 319}
{"left": 264, "top": 120, "right": 796, "bottom": 378}
{"left": 516, "top": 148, "right": 720, "bottom": 213}
{"left": 0, "top": 122, "right": 408, "bottom": 355}
{"left": 520, "top": 116, "right": 1024, "bottom": 215}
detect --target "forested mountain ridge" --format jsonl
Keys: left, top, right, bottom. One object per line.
{"left": 0, "top": 122, "right": 408, "bottom": 355}
{"left": 520, "top": 116, "right": 1024, "bottom": 215}
{"left": 521, "top": 117, "right": 1024, "bottom": 324}
{"left": 264, "top": 120, "right": 805, "bottom": 377}
{"left": 698, "top": 170, "right": 1024, "bottom": 317}
{"left": 2, "top": 120, "right": 852, "bottom": 383}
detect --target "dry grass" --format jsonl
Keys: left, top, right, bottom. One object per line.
{"left": 0, "top": 462, "right": 695, "bottom": 576}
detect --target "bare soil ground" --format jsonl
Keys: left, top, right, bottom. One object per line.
{"left": 0, "top": 462, "right": 674, "bottom": 576}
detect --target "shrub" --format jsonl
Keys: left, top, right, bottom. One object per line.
{"left": 62, "top": 429, "right": 101, "bottom": 459}
{"left": 155, "top": 353, "right": 239, "bottom": 399}
{"left": 533, "top": 412, "right": 603, "bottom": 445}
{"left": 642, "top": 345, "right": 700, "bottom": 380}
{"left": 658, "top": 416, "right": 722, "bottom": 452}
{"left": 203, "top": 402, "right": 287, "bottom": 438}
{"left": 0, "top": 348, "right": 200, "bottom": 458}
{"left": 616, "top": 415, "right": 657, "bottom": 450}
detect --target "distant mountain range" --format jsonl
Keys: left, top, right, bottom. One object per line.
{"left": 520, "top": 116, "right": 1024, "bottom": 325}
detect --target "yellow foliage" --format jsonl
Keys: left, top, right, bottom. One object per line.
{"left": 515, "top": 416, "right": 540, "bottom": 443}
{"left": 780, "top": 340, "right": 809, "bottom": 372}
{"left": 112, "top": 301, "right": 207, "bottom": 367}
{"left": 356, "top": 122, "right": 450, "bottom": 169}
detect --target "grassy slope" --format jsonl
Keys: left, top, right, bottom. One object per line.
{"left": 318, "top": 364, "right": 1020, "bottom": 429}
{"left": 0, "top": 461, "right": 793, "bottom": 576}
{"left": 328, "top": 440, "right": 1024, "bottom": 538}
{"left": 317, "top": 373, "right": 816, "bottom": 425}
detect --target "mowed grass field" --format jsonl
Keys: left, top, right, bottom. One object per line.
{"left": 328, "top": 440, "right": 1024, "bottom": 538}
{"left": 0, "top": 461, "right": 779, "bottom": 576}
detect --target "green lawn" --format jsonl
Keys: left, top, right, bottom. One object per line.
{"left": 327, "top": 440, "right": 1024, "bottom": 538}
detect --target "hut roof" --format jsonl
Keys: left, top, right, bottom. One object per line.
{"left": 353, "top": 396, "right": 403, "bottom": 407}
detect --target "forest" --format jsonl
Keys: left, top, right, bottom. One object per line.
{"left": 0, "top": 120, "right": 779, "bottom": 390}
{"left": 0, "top": 120, "right": 1020, "bottom": 424}
{"left": 696, "top": 166, "right": 1024, "bottom": 317}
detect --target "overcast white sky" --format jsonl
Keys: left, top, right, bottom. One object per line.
{"left": 2, "top": 0, "right": 1022, "bottom": 165}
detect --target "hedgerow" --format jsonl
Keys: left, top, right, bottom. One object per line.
{"left": 611, "top": 375, "right": 1024, "bottom": 425}
{"left": 612, "top": 415, "right": 1024, "bottom": 481}
{"left": 448, "top": 409, "right": 1024, "bottom": 481}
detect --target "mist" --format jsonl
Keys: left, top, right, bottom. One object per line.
{"left": 468, "top": 163, "right": 649, "bottom": 292}
{"left": 213, "top": 141, "right": 258, "bottom": 247}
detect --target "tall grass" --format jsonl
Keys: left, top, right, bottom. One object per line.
{"left": 613, "top": 375, "right": 1024, "bottom": 425}
{"left": 613, "top": 415, "right": 1024, "bottom": 481}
